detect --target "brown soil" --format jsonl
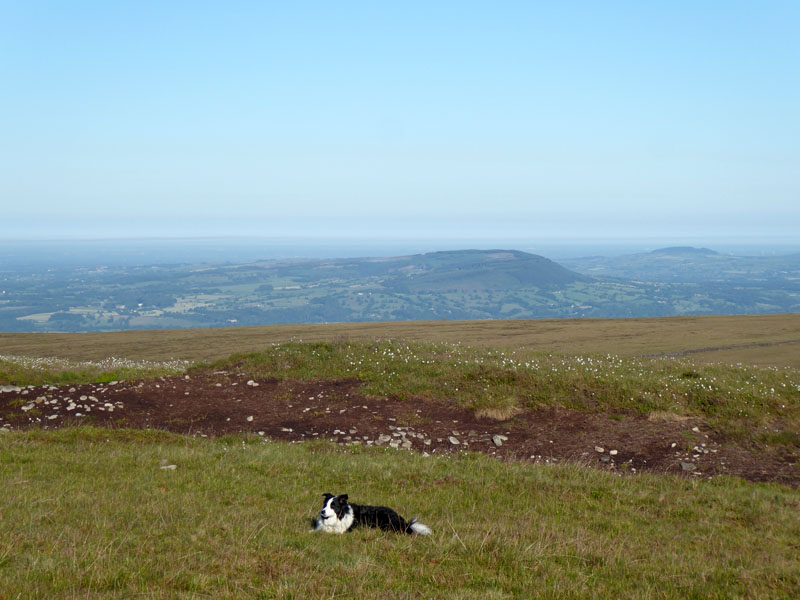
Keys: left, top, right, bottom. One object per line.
{"left": 2, "top": 373, "right": 798, "bottom": 486}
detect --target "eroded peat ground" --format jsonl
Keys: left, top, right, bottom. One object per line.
{"left": 2, "top": 372, "right": 797, "bottom": 486}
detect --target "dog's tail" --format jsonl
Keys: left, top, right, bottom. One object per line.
{"left": 406, "top": 518, "right": 432, "bottom": 536}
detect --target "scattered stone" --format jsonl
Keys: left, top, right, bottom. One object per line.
{"left": 492, "top": 435, "right": 508, "bottom": 447}
{"left": 594, "top": 446, "right": 604, "bottom": 453}
{"left": 681, "top": 462, "right": 696, "bottom": 471}
{"left": 160, "top": 464, "right": 177, "bottom": 470}
{"left": 609, "top": 449, "right": 618, "bottom": 456}
{"left": 246, "top": 416, "right": 254, "bottom": 422}
{"left": 449, "top": 436, "right": 460, "bottom": 445}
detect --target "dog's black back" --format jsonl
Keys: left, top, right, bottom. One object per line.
{"left": 351, "top": 502, "right": 410, "bottom": 533}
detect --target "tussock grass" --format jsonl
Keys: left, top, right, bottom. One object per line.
{"left": 203, "top": 340, "right": 800, "bottom": 448}
{"left": 647, "top": 410, "right": 692, "bottom": 423}
{"left": 1, "top": 428, "right": 798, "bottom": 599}
{"left": 474, "top": 399, "right": 523, "bottom": 421}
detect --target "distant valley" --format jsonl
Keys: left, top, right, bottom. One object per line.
{"left": 1, "top": 247, "right": 798, "bottom": 332}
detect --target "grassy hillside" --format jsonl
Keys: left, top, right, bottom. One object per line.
{"left": 2, "top": 313, "right": 799, "bottom": 367}
{"left": 2, "top": 428, "right": 799, "bottom": 599}
{"left": 1, "top": 317, "right": 799, "bottom": 597}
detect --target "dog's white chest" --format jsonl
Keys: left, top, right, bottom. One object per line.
{"left": 319, "top": 509, "right": 353, "bottom": 534}
{"left": 316, "top": 498, "right": 355, "bottom": 534}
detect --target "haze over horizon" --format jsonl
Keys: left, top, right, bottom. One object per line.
{"left": 2, "top": 2, "right": 798, "bottom": 243}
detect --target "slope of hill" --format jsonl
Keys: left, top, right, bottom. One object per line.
{"left": 389, "top": 250, "right": 591, "bottom": 291}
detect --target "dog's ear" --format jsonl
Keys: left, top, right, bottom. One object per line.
{"left": 322, "top": 493, "right": 333, "bottom": 500}
{"left": 337, "top": 494, "right": 348, "bottom": 504}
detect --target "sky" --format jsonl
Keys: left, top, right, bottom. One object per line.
{"left": 1, "top": 1, "right": 798, "bottom": 244}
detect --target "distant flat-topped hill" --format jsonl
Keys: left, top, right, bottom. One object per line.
{"left": 379, "top": 249, "right": 591, "bottom": 291}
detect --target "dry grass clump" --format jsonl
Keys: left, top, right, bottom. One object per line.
{"left": 475, "top": 397, "right": 523, "bottom": 420}
{"left": 647, "top": 411, "right": 691, "bottom": 423}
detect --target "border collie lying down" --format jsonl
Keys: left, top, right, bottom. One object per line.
{"left": 311, "top": 493, "right": 432, "bottom": 536}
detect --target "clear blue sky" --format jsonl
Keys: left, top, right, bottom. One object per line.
{"left": 1, "top": 1, "right": 798, "bottom": 242}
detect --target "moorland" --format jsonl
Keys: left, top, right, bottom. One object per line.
{"left": 1, "top": 314, "right": 799, "bottom": 597}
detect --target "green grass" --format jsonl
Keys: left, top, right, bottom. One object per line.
{"left": 1, "top": 428, "right": 798, "bottom": 599}
{"left": 0, "top": 354, "right": 191, "bottom": 387}
{"left": 1, "top": 335, "right": 799, "bottom": 597}
{"left": 3, "top": 338, "right": 798, "bottom": 450}
{"left": 202, "top": 340, "right": 800, "bottom": 448}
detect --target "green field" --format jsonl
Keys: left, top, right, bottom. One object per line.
{"left": 1, "top": 315, "right": 799, "bottom": 598}
{"left": 2, "top": 428, "right": 799, "bottom": 599}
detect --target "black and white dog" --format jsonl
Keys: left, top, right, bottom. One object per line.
{"left": 311, "top": 493, "right": 432, "bottom": 536}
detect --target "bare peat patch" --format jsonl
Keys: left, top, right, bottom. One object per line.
{"left": 1, "top": 373, "right": 797, "bottom": 486}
